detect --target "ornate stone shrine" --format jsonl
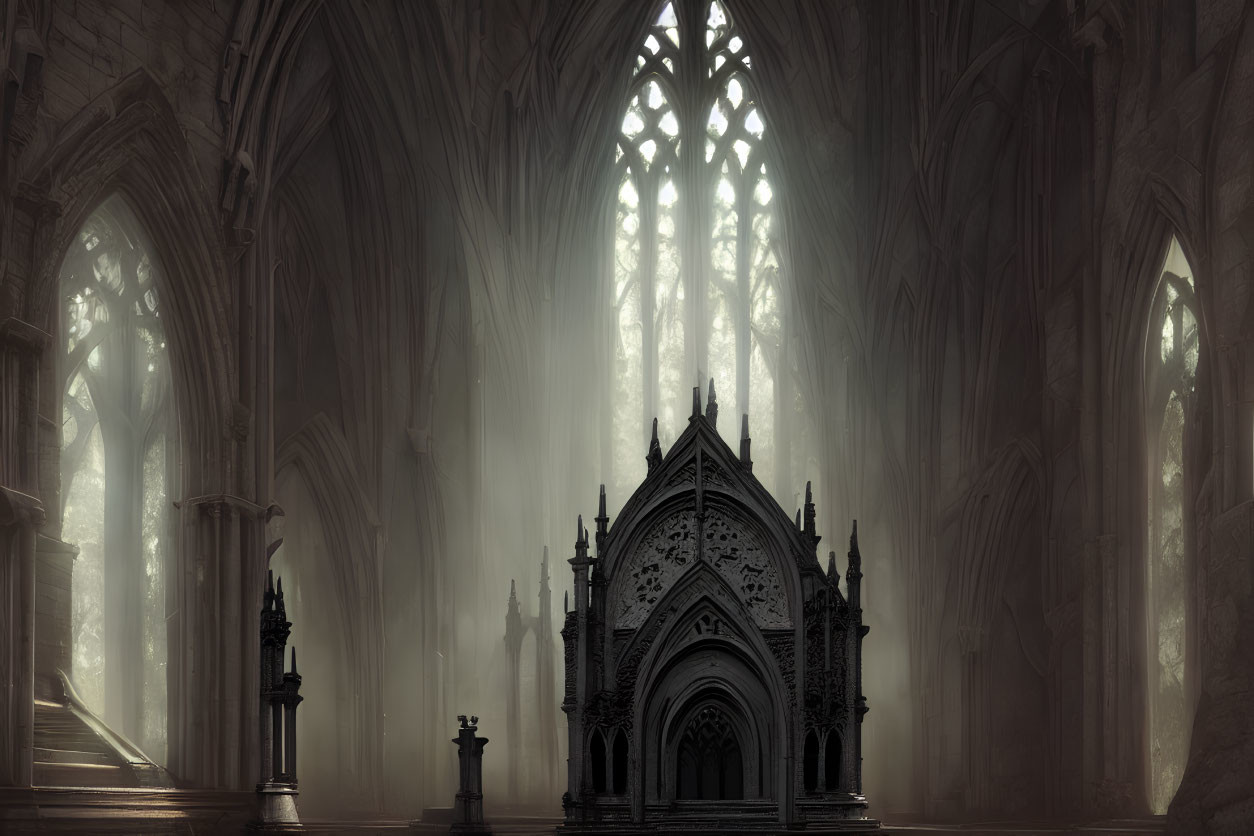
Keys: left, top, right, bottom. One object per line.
{"left": 561, "top": 383, "right": 875, "bottom": 832}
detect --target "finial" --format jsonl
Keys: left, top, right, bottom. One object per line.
{"left": 276, "top": 575, "right": 284, "bottom": 599}
{"left": 510, "top": 578, "right": 517, "bottom": 599}
{"left": 264, "top": 569, "right": 275, "bottom": 611}
{"left": 847, "top": 520, "right": 862, "bottom": 572}
{"left": 804, "top": 480, "right": 817, "bottom": 541}
{"left": 795, "top": 508, "right": 802, "bottom": 529}
{"left": 290, "top": 646, "right": 297, "bottom": 675}
{"left": 542, "top": 546, "right": 550, "bottom": 578}
{"left": 595, "top": 485, "right": 609, "bottom": 551}
{"left": 564, "top": 591, "right": 569, "bottom": 613}
{"left": 577, "top": 514, "right": 583, "bottom": 542}
{"left": 647, "top": 418, "right": 663, "bottom": 472}
{"left": 706, "top": 378, "right": 718, "bottom": 427}
{"left": 827, "top": 550, "right": 837, "bottom": 577}
{"left": 846, "top": 521, "right": 863, "bottom": 601}
{"left": 691, "top": 385, "right": 701, "bottom": 419}
{"left": 739, "top": 413, "right": 752, "bottom": 469}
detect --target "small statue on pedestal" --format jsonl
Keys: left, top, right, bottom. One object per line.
{"left": 451, "top": 715, "right": 492, "bottom": 834}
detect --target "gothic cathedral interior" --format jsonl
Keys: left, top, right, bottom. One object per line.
{"left": 1, "top": 1, "right": 1253, "bottom": 835}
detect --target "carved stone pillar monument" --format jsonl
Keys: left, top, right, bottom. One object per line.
{"left": 451, "top": 715, "right": 492, "bottom": 834}
{"left": 254, "top": 570, "right": 303, "bottom": 831}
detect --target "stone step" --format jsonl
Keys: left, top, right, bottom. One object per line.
{"left": 32, "top": 761, "right": 138, "bottom": 789}
{"left": 33, "top": 746, "right": 117, "bottom": 765}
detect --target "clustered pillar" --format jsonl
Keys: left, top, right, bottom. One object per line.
{"left": 256, "top": 570, "right": 303, "bottom": 829}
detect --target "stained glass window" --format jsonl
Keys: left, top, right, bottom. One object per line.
{"left": 1145, "top": 236, "right": 1200, "bottom": 814}
{"left": 610, "top": 1, "right": 803, "bottom": 507}
{"left": 60, "top": 195, "right": 173, "bottom": 765}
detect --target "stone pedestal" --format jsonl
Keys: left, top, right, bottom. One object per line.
{"left": 253, "top": 782, "right": 301, "bottom": 831}
{"left": 451, "top": 715, "right": 492, "bottom": 835}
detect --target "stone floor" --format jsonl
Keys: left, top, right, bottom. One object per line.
{"left": 0, "top": 788, "right": 1167, "bottom": 836}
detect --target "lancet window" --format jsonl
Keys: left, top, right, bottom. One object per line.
{"left": 59, "top": 195, "right": 174, "bottom": 764}
{"left": 608, "top": 0, "right": 812, "bottom": 508}
{"left": 1144, "top": 236, "right": 1203, "bottom": 814}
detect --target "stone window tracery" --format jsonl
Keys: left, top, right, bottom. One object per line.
{"left": 1144, "top": 236, "right": 1201, "bottom": 814}
{"left": 609, "top": 1, "right": 813, "bottom": 509}
{"left": 59, "top": 195, "right": 174, "bottom": 765}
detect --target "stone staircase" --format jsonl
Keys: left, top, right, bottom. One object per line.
{"left": 32, "top": 672, "right": 172, "bottom": 789}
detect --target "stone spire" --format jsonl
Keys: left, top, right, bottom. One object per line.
{"left": 739, "top": 413, "right": 752, "bottom": 470}
{"left": 803, "top": 480, "right": 820, "bottom": 549}
{"left": 706, "top": 378, "right": 718, "bottom": 427}
{"left": 647, "top": 418, "right": 663, "bottom": 472}
{"left": 595, "top": 485, "right": 609, "bottom": 555}
{"left": 846, "top": 520, "right": 863, "bottom": 610}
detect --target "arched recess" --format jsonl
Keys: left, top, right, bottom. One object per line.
{"left": 1142, "top": 236, "right": 1206, "bottom": 814}
{"left": 59, "top": 194, "right": 175, "bottom": 763}
{"left": 803, "top": 729, "right": 819, "bottom": 794}
{"left": 590, "top": 729, "right": 608, "bottom": 794}
{"left": 653, "top": 656, "right": 765, "bottom": 803}
{"left": 629, "top": 565, "right": 791, "bottom": 816}
{"left": 25, "top": 69, "right": 238, "bottom": 787}
{"left": 673, "top": 701, "right": 745, "bottom": 800}
{"left": 1105, "top": 199, "right": 1209, "bottom": 815}
{"left": 274, "top": 412, "right": 384, "bottom": 805}
{"left": 613, "top": 728, "right": 629, "bottom": 794}
{"left": 824, "top": 730, "right": 841, "bottom": 792}
{"left": 29, "top": 70, "right": 233, "bottom": 491}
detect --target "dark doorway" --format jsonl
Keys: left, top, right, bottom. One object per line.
{"left": 613, "top": 729, "right": 629, "bottom": 794}
{"left": 803, "top": 729, "right": 819, "bottom": 793}
{"left": 591, "top": 729, "right": 607, "bottom": 793}
{"left": 675, "top": 706, "right": 744, "bottom": 800}
{"left": 824, "top": 732, "right": 841, "bottom": 791}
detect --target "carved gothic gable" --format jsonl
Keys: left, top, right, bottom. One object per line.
{"left": 613, "top": 565, "right": 773, "bottom": 694}
{"left": 703, "top": 506, "right": 791, "bottom": 629}
{"left": 614, "top": 508, "right": 697, "bottom": 629}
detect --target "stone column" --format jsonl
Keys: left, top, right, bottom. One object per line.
{"left": 171, "top": 495, "right": 270, "bottom": 791}
{"left": 0, "top": 318, "right": 50, "bottom": 788}
{"left": 451, "top": 715, "right": 492, "bottom": 834}
{"left": 0, "top": 489, "right": 43, "bottom": 788}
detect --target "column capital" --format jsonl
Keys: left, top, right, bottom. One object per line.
{"left": 0, "top": 318, "right": 51, "bottom": 353}
{"left": 174, "top": 493, "right": 279, "bottom": 520}
{"left": 0, "top": 486, "right": 45, "bottom": 527}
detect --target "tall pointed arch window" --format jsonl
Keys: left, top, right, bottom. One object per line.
{"left": 60, "top": 195, "right": 175, "bottom": 764}
{"left": 609, "top": 1, "right": 804, "bottom": 506}
{"left": 1144, "top": 236, "right": 1202, "bottom": 813}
